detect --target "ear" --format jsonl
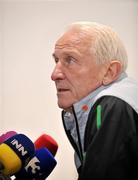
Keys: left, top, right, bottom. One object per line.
{"left": 102, "top": 61, "right": 122, "bottom": 85}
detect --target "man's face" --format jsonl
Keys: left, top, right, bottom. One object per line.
{"left": 51, "top": 29, "right": 105, "bottom": 110}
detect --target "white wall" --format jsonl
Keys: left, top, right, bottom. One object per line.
{"left": 0, "top": 3, "right": 1, "bottom": 130}
{"left": 0, "top": 2, "right": 3, "bottom": 132}
{"left": 0, "top": 0, "right": 137, "bottom": 180}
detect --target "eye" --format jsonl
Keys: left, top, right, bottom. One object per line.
{"left": 52, "top": 55, "right": 59, "bottom": 64}
{"left": 54, "top": 57, "right": 59, "bottom": 63}
{"left": 65, "top": 56, "right": 76, "bottom": 65}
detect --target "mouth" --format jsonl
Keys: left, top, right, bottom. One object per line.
{"left": 57, "top": 88, "right": 69, "bottom": 93}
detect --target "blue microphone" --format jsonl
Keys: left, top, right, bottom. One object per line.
{"left": 15, "top": 147, "right": 57, "bottom": 180}
{"left": 0, "top": 134, "right": 35, "bottom": 176}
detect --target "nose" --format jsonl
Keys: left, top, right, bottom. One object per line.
{"left": 51, "top": 62, "right": 65, "bottom": 81}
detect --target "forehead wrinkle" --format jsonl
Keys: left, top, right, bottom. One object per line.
{"left": 55, "top": 43, "right": 75, "bottom": 49}
{"left": 54, "top": 29, "right": 93, "bottom": 59}
{"left": 56, "top": 28, "right": 91, "bottom": 47}
{"left": 54, "top": 46, "right": 82, "bottom": 58}
{"left": 55, "top": 35, "right": 82, "bottom": 48}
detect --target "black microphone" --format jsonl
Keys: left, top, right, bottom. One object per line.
{"left": 0, "top": 173, "right": 11, "bottom": 180}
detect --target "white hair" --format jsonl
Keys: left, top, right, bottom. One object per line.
{"left": 67, "top": 21, "right": 128, "bottom": 71}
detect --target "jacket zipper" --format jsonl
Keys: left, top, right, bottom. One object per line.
{"left": 62, "top": 108, "right": 84, "bottom": 165}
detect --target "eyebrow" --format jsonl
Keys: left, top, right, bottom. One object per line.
{"left": 52, "top": 53, "right": 59, "bottom": 60}
{"left": 52, "top": 49, "right": 82, "bottom": 59}
{"left": 52, "top": 53, "right": 56, "bottom": 58}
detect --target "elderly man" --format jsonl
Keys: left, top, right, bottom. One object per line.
{"left": 51, "top": 22, "right": 138, "bottom": 180}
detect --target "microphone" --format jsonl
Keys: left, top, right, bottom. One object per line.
{"left": 34, "top": 134, "right": 58, "bottom": 156}
{"left": 0, "top": 160, "right": 11, "bottom": 179}
{"left": 0, "top": 173, "right": 11, "bottom": 180}
{"left": 15, "top": 147, "right": 57, "bottom": 180}
{"left": 0, "top": 134, "right": 35, "bottom": 176}
{"left": 0, "top": 131, "right": 17, "bottom": 144}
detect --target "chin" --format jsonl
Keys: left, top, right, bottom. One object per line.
{"left": 58, "top": 101, "right": 72, "bottom": 110}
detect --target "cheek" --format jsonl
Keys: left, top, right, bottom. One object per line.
{"left": 69, "top": 78, "right": 91, "bottom": 99}
{"left": 74, "top": 71, "right": 101, "bottom": 96}
{"left": 66, "top": 66, "right": 102, "bottom": 99}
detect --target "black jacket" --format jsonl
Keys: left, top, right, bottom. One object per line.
{"left": 62, "top": 96, "right": 138, "bottom": 180}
